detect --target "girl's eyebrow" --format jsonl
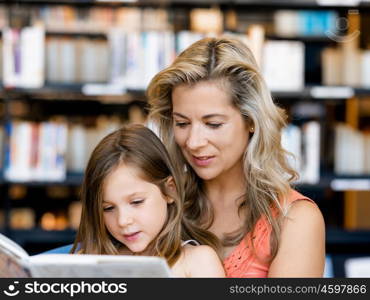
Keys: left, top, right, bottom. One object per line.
{"left": 103, "top": 192, "right": 145, "bottom": 203}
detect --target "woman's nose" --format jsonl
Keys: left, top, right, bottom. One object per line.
{"left": 185, "top": 126, "right": 207, "bottom": 150}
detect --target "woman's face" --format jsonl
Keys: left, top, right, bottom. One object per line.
{"left": 172, "top": 81, "right": 250, "bottom": 182}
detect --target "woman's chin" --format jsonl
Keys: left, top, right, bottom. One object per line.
{"left": 193, "top": 169, "right": 219, "bottom": 181}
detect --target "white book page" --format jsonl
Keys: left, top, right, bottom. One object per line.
{"left": 29, "top": 254, "right": 172, "bottom": 278}
{"left": 0, "top": 234, "right": 31, "bottom": 277}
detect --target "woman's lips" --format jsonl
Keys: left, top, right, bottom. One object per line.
{"left": 123, "top": 232, "right": 141, "bottom": 242}
{"left": 192, "top": 155, "right": 215, "bottom": 167}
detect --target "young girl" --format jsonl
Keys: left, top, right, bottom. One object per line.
{"left": 71, "top": 124, "right": 225, "bottom": 277}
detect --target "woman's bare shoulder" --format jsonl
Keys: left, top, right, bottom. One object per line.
{"left": 287, "top": 198, "right": 323, "bottom": 221}
{"left": 268, "top": 199, "right": 326, "bottom": 277}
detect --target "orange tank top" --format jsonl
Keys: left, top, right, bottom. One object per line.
{"left": 223, "top": 190, "right": 314, "bottom": 278}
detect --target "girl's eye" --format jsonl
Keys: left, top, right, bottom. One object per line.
{"left": 175, "top": 121, "right": 189, "bottom": 128}
{"left": 103, "top": 206, "right": 114, "bottom": 212}
{"left": 207, "top": 123, "right": 223, "bottom": 129}
{"left": 131, "top": 199, "right": 144, "bottom": 205}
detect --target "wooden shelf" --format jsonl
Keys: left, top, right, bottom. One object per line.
{"left": 2, "top": 84, "right": 370, "bottom": 101}
{"left": 234, "top": 0, "right": 370, "bottom": 9}
{"left": 3, "top": 227, "right": 369, "bottom": 248}
{"left": 326, "top": 227, "right": 370, "bottom": 246}
{"left": 2, "top": 84, "right": 146, "bottom": 103}
{"left": 8, "top": 0, "right": 370, "bottom": 9}
{"left": 1, "top": 171, "right": 370, "bottom": 191}
{"left": 5, "top": 229, "right": 76, "bottom": 248}
{"left": 0, "top": 172, "right": 84, "bottom": 186}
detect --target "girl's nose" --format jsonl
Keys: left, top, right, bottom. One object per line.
{"left": 117, "top": 211, "right": 134, "bottom": 227}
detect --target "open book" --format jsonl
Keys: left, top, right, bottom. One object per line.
{"left": 0, "top": 233, "right": 172, "bottom": 278}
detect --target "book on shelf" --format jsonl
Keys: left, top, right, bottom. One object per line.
{"left": 344, "top": 191, "right": 370, "bottom": 230}
{"left": 345, "top": 257, "right": 370, "bottom": 278}
{"left": 262, "top": 40, "right": 305, "bottom": 92}
{"left": 40, "top": 211, "right": 69, "bottom": 231}
{"left": 67, "top": 116, "right": 124, "bottom": 173}
{"left": 301, "top": 121, "right": 321, "bottom": 184}
{"left": 282, "top": 124, "right": 302, "bottom": 175}
{"left": 0, "top": 210, "right": 4, "bottom": 229}
{"left": 0, "top": 233, "right": 171, "bottom": 278}
{"left": 8, "top": 202, "right": 81, "bottom": 231}
{"left": 10, "top": 208, "right": 35, "bottom": 230}
{"left": 176, "top": 31, "right": 204, "bottom": 54}
{"left": 143, "top": 32, "right": 162, "bottom": 88}
{"left": 190, "top": 8, "right": 224, "bottom": 34}
{"left": 108, "top": 30, "right": 175, "bottom": 90}
{"left": 108, "top": 28, "right": 127, "bottom": 83}
{"left": 321, "top": 7, "right": 367, "bottom": 88}
{"left": 0, "top": 5, "right": 8, "bottom": 29}
{"left": 321, "top": 39, "right": 370, "bottom": 88}
{"left": 0, "top": 125, "right": 3, "bottom": 169}
{"left": 273, "top": 10, "right": 338, "bottom": 38}
{"left": 2, "top": 115, "right": 145, "bottom": 178}
{"left": 334, "top": 124, "right": 370, "bottom": 175}
{"left": 4, "top": 121, "right": 68, "bottom": 182}
{"left": 0, "top": 39, "right": 3, "bottom": 82}
{"left": 3, "top": 24, "right": 45, "bottom": 88}
{"left": 282, "top": 121, "right": 321, "bottom": 184}
{"left": 246, "top": 24, "right": 265, "bottom": 68}
{"left": 66, "top": 124, "right": 88, "bottom": 173}
{"left": 46, "top": 37, "right": 110, "bottom": 84}
{"left": 341, "top": 37, "right": 362, "bottom": 87}
{"left": 59, "top": 38, "right": 77, "bottom": 83}
{"left": 321, "top": 47, "right": 342, "bottom": 86}
{"left": 362, "top": 51, "right": 370, "bottom": 88}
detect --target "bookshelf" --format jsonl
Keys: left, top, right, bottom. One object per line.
{"left": 1, "top": 0, "right": 370, "bottom": 275}
{"left": 4, "top": 83, "right": 370, "bottom": 103}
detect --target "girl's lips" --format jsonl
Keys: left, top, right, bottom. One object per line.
{"left": 192, "top": 155, "right": 215, "bottom": 167}
{"left": 123, "top": 232, "right": 141, "bottom": 242}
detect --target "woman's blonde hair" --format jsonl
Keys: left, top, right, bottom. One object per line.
{"left": 72, "top": 124, "right": 219, "bottom": 265}
{"left": 147, "top": 37, "right": 298, "bottom": 260}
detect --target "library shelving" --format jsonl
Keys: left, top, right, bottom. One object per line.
{"left": 1, "top": 0, "right": 370, "bottom": 276}
{"left": 3, "top": 83, "right": 370, "bottom": 101}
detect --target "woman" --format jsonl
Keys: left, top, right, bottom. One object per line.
{"left": 147, "top": 37, "right": 325, "bottom": 277}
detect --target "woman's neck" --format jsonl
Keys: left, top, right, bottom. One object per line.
{"left": 204, "top": 163, "right": 246, "bottom": 207}
{"left": 203, "top": 164, "right": 247, "bottom": 243}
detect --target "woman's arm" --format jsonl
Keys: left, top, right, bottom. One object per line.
{"left": 186, "top": 245, "right": 226, "bottom": 278}
{"left": 268, "top": 200, "right": 326, "bottom": 277}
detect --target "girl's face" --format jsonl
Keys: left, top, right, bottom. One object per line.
{"left": 102, "top": 163, "right": 173, "bottom": 255}
{"left": 172, "top": 81, "right": 250, "bottom": 182}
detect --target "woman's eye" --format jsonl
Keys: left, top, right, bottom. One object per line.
{"left": 207, "top": 123, "right": 223, "bottom": 129}
{"left": 103, "top": 206, "right": 114, "bottom": 212}
{"left": 131, "top": 199, "right": 144, "bottom": 205}
{"left": 175, "top": 121, "right": 189, "bottom": 128}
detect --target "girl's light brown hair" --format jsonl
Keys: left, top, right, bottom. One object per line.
{"left": 147, "top": 37, "right": 298, "bottom": 260}
{"left": 72, "top": 124, "right": 219, "bottom": 265}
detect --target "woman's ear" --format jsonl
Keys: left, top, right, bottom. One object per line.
{"left": 243, "top": 116, "right": 254, "bottom": 133}
{"left": 165, "top": 176, "right": 176, "bottom": 204}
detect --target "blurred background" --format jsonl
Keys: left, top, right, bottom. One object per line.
{"left": 1, "top": 0, "right": 370, "bottom": 277}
